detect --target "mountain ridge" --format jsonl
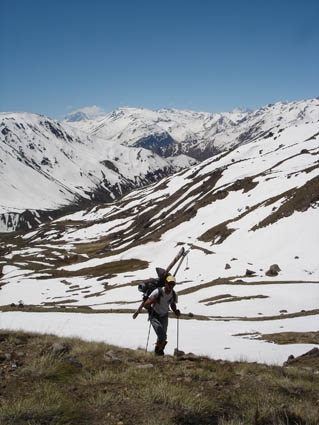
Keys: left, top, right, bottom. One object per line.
{"left": 64, "top": 98, "right": 319, "bottom": 160}
{"left": 1, "top": 97, "right": 319, "bottom": 232}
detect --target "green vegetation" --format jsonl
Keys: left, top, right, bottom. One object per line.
{"left": 0, "top": 330, "right": 318, "bottom": 425}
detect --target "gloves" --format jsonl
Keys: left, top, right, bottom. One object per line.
{"left": 175, "top": 309, "right": 181, "bottom": 317}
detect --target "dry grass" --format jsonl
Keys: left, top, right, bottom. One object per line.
{"left": 0, "top": 329, "right": 318, "bottom": 425}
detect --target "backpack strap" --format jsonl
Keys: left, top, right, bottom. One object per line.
{"left": 172, "top": 289, "right": 177, "bottom": 305}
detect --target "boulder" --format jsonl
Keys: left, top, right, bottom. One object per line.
{"left": 174, "top": 348, "right": 185, "bottom": 357}
{"left": 266, "top": 264, "right": 281, "bottom": 276}
{"left": 51, "top": 342, "right": 70, "bottom": 355}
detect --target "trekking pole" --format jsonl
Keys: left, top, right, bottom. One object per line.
{"left": 176, "top": 316, "right": 179, "bottom": 353}
{"left": 145, "top": 321, "right": 151, "bottom": 353}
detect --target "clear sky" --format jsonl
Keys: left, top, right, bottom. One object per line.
{"left": 1, "top": 0, "right": 318, "bottom": 119}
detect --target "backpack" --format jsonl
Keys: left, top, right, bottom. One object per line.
{"left": 138, "top": 267, "right": 177, "bottom": 304}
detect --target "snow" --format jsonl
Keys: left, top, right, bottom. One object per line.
{"left": 66, "top": 99, "right": 319, "bottom": 156}
{"left": 0, "top": 311, "right": 316, "bottom": 365}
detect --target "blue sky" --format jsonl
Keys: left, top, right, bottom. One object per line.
{"left": 1, "top": 0, "right": 318, "bottom": 119}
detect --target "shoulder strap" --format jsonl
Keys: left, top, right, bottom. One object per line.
{"left": 155, "top": 287, "right": 163, "bottom": 303}
{"left": 172, "top": 290, "right": 177, "bottom": 304}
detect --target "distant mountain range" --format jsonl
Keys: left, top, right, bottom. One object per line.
{"left": 64, "top": 98, "right": 319, "bottom": 160}
{"left": 0, "top": 113, "right": 196, "bottom": 231}
{"left": 1, "top": 97, "right": 318, "bottom": 232}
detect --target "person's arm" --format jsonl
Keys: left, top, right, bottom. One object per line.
{"left": 170, "top": 302, "right": 180, "bottom": 317}
{"left": 144, "top": 295, "right": 157, "bottom": 310}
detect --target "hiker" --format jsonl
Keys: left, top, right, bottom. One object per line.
{"left": 143, "top": 274, "right": 181, "bottom": 355}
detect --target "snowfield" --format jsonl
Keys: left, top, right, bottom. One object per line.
{"left": 0, "top": 311, "right": 316, "bottom": 365}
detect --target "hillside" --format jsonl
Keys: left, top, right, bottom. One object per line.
{"left": 0, "top": 330, "right": 318, "bottom": 425}
{"left": 1, "top": 117, "right": 318, "bottom": 365}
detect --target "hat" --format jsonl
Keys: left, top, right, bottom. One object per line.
{"left": 166, "top": 275, "right": 176, "bottom": 285}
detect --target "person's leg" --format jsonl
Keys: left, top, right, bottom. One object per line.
{"left": 158, "top": 315, "right": 168, "bottom": 354}
{"left": 151, "top": 315, "right": 168, "bottom": 355}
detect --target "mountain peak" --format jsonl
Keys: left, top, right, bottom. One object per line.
{"left": 64, "top": 111, "right": 89, "bottom": 122}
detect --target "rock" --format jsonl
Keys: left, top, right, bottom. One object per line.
{"left": 65, "top": 356, "right": 83, "bottom": 369}
{"left": 188, "top": 312, "right": 194, "bottom": 317}
{"left": 280, "top": 310, "right": 288, "bottom": 313}
{"left": 51, "top": 343, "right": 70, "bottom": 355}
{"left": 174, "top": 348, "right": 185, "bottom": 357}
{"left": 177, "top": 353, "right": 201, "bottom": 362}
{"left": 266, "top": 264, "right": 281, "bottom": 277}
{"left": 136, "top": 364, "right": 154, "bottom": 369}
{"left": 105, "top": 350, "right": 117, "bottom": 360}
{"left": 225, "top": 263, "right": 231, "bottom": 270}
{"left": 105, "top": 350, "right": 122, "bottom": 363}
{"left": 245, "top": 269, "right": 256, "bottom": 277}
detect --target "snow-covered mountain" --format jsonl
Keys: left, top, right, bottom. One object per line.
{"left": 65, "top": 98, "right": 319, "bottom": 160}
{"left": 0, "top": 112, "right": 197, "bottom": 232}
{"left": 1, "top": 98, "right": 318, "bottom": 233}
{"left": 1, "top": 118, "right": 318, "bottom": 363}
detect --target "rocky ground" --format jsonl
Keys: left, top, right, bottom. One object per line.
{"left": 0, "top": 330, "right": 318, "bottom": 425}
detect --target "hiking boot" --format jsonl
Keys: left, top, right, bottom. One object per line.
{"left": 155, "top": 341, "right": 167, "bottom": 356}
{"left": 155, "top": 342, "right": 165, "bottom": 356}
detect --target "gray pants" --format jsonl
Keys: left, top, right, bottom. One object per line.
{"left": 150, "top": 312, "right": 168, "bottom": 344}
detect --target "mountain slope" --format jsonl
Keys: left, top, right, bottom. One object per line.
{"left": 1, "top": 120, "right": 318, "bottom": 363}
{"left": 0, "top": 112, "right": 197, "bottom": 231}
{"left": 65, "top": 98, "right": 319, "bottom": 160}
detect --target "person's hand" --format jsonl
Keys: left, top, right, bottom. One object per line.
{"left": 175, "top": 309, "right": 181, "bottom": 317}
